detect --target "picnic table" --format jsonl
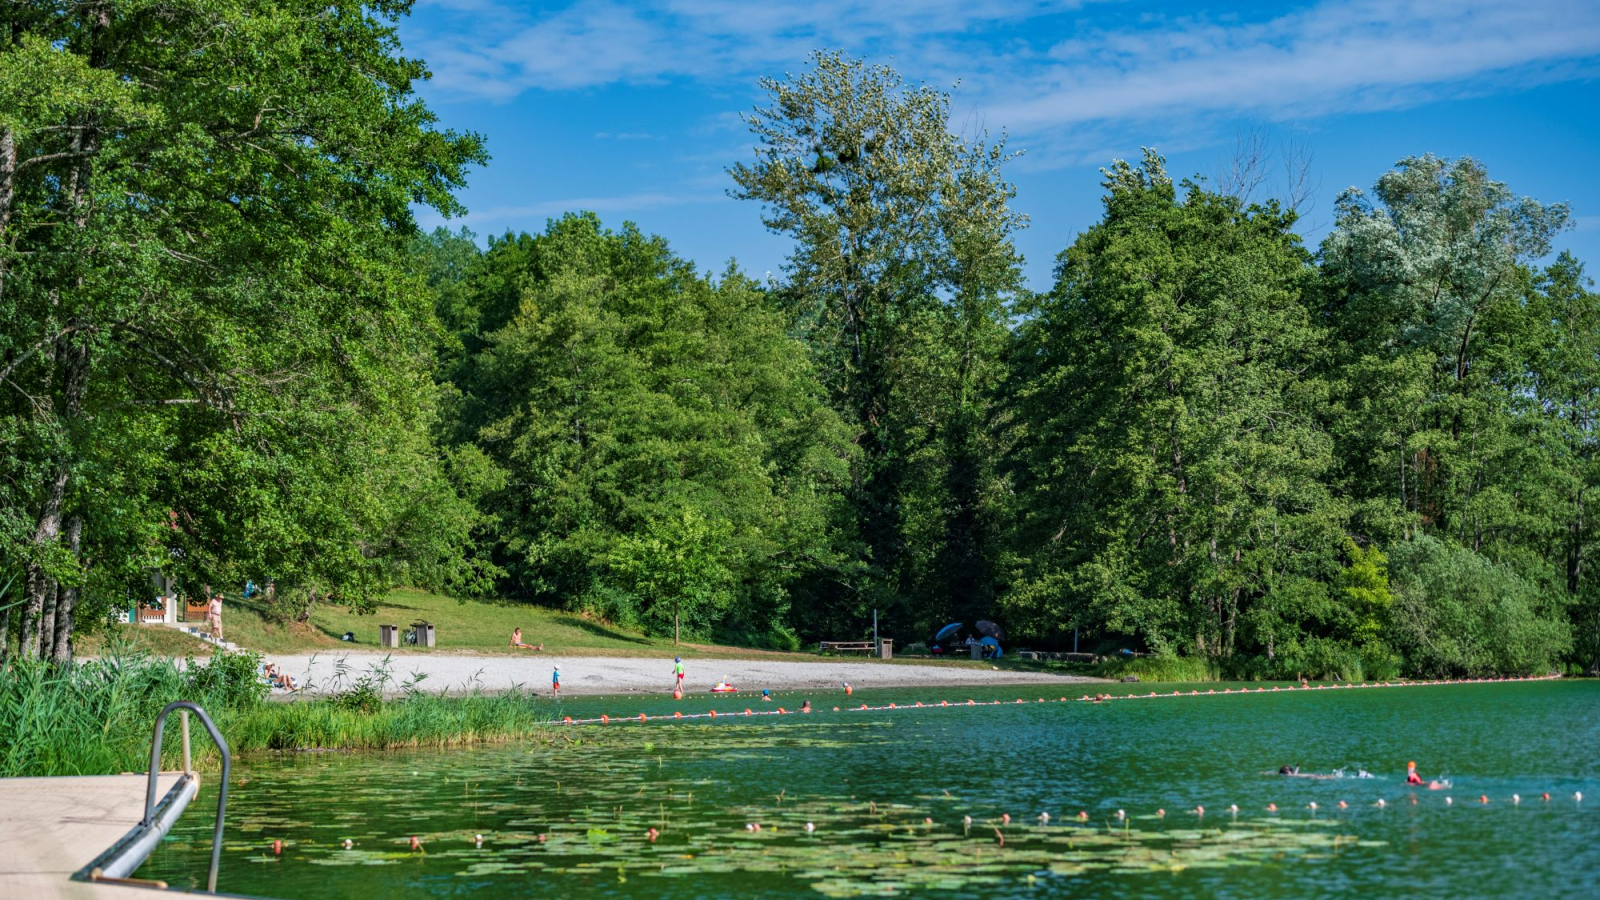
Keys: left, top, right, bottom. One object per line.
{"left": 819, "top": 640, "right": 893, "bottom": 659}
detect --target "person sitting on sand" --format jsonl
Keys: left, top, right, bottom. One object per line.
{"left": 510, "top": 628, "right": 543, "bottom": 651}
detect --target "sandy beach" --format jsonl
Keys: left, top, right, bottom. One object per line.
{"left": 265, "top": 652, "right": 1100, "bottom": 697}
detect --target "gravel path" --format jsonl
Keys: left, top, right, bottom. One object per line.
{"left": 267, "top": 652, "right": 1100, "bottom": 697}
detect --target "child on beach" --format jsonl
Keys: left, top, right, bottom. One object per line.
{"left": 673, "top": 656, "right": 685, "bottom": 690}
{"left": 552, "top": 666, "right": 561, "bottom": 696}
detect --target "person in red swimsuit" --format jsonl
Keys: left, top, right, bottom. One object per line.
{"left": 1406, "top": 761, "right": 1424, "bottom": 785}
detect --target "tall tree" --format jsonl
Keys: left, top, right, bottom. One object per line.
{"left": 1, "top": 0, "right": 485, "bottom": 658}
{"left": 1003, "top": 151, "right": 1342, "bottom": 662}
{"left": 731, "top": 51, "right": 1025, "bottom": 637}
{"left": 1317, "top": 155, "right": 1570, "bottom": 551}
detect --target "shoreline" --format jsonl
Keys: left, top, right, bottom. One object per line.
{"left": 262, "top": 651, "right": 1104, "bottom": 698}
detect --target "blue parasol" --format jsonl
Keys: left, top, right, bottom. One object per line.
{"left": 934, "top": 622, "right": 963, "bottom": 641}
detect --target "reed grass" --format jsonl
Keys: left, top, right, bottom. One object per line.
{"left": 0, "top": 646, "right": 553, "bottom": 777}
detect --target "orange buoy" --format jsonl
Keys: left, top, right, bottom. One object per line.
{"left": 674, "top": 711, "right": 682, "bottom": 718}
{"left": 673, "top": 689, "right": 683, "bottom": 700}
{"left": 1479, "top": 795, "right": 1489, "bottom": 804}
{"left": 639, "top": 713, "right": 648, "bottom": 722}
{"left": 563, "top": 716, "right": 573, "bottom": 724}
{"left": 709, "top": 709, "right": 717, "bottom": 718}
{"left": 601, "top": 714, "right": 609, "bottom": 724}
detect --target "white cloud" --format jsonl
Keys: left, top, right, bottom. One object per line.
{"left": 991, "top": 0, "right": 1600, "bottom": 130}
{"left": 411, "top": 0, "right": 1600, "bottom": 135}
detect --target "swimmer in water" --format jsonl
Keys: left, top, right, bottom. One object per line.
{"left": 800, "top": 700, "right": 812, "bottom": 712}
{"left": 1406, "top": 761, "right": 1423, "bottom": 785}
{"left": 762, "top": 689, "right": 773, "bottom": 702}
{"left": 1274, "top": 765, "right": 1339, "bottom": 780}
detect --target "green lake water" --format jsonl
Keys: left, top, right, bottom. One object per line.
{"left": 139, "top": 680, "right": 1599, "bottom": 899}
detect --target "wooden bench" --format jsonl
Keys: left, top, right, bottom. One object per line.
{"left": 818, "top": 641, "right": 877, "bottom": 654}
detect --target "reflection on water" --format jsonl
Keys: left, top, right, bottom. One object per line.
{"left": 140, "top": 681, "right": 1600, "bottom": 899}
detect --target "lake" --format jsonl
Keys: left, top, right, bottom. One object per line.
{"left": 139, "top": 679, "right": 1599, "bottom": 899}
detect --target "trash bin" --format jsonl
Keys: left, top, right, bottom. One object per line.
{"left": 970, "top": 643, "right": 984, "bottom": 660}
{"left": 379, "top": 624, "right": 399, "bottom": 648}
{"left": 414, "top": 621, "right": 435, "bottom": 649}
{"left": 877, "top": 639, "right": 893, "bottom": 660}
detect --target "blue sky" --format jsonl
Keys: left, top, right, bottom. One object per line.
{"left": 403, "top": 0, "right": 1600, "bottom": 290}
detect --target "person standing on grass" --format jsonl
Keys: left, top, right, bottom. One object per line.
{"left": 673, "top": 656, "right": 685, "bottom": 691}
{"left": 552, "top": 666, "right": 561, "bottom": 697}
{"left": 207, "top": 593, "right": 223, "bottom": 641}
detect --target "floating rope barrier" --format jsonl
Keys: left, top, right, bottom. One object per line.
{"left": 558, "top": 673, "right": 1564, "bottom": 726}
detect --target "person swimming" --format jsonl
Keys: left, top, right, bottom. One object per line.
{"left": 1274, "top": 765, "right": 1340, "bottom": 780}
{"left": 761, "top": 689, "right": 773, "bottom": 702}
{"left": 1406, "top": 761, "right": 1423, "bottom": 785}
{"left": 800, "top": 700, "right": 812, "bottom": 712}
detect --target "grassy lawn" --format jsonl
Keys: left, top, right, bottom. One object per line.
{"left": 78, "top": 623, "right": 215, "bottom": 658}
{"left": 184, "top": 587, "right": 818, "bottom": 660}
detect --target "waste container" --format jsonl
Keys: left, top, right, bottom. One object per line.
{"left": 877, "top": 639, "right": 893, "bottom": 660}
{"left": 379, "top": 624, "right": 400, "bottom": 648}
{"left": 414, "top": 621, "right": 435, "bottom": 649}
{"left": 970, "top": 643, "right": 984, "bottom": 660}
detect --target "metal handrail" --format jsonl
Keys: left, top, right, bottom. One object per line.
{"left": 144, "top": 701, "right": 230, "bottom": 893}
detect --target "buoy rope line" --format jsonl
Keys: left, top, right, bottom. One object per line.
{"left": 558, "top": 674, "right": 1563, "bottom": 726}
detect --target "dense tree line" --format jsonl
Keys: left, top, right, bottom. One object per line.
{"left": 4, "top": 20, "right": 1593, "bottom": 678}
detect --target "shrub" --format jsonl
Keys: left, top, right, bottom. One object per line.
{"left": 1387, "top": 535, "right": 1571, "bottom": 677}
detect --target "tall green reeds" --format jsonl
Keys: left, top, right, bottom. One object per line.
{"left": 0, "top": 648, "right": 553, "bottom": 777}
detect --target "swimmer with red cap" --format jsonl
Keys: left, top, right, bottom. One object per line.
{"left": 1406, "top": 761, "right": 1423, "bottom": 785}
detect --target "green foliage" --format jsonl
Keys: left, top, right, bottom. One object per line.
{"left": 1333, "top": 539, "right": 1393, "bottom": 646}
{"left": 436, "top": 214, "right": 854, "bottom": 641}
{"left": 604, "top": 510, "right": 735, "bottom": 640}
{"left": 1003, "top": 150, "right": 1339, "bottom": 658}
{"left": 0, "top": 648, "right": 552, "bottom": 776}
{"left": 1, "top": 0, "right": 490, "bottom": 660}
{"left": 1386, "top": 535, "right": 1570, "bottom": 677}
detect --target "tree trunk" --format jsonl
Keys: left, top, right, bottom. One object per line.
{"left": 20, "top": 329, "right": 88, "bottom": 660}
{"left": 674, "top": 606, "right": 680, "bottom": 646}
{"left": 0, "top": 604, "right": 10, "bottom": 666}
{"left": 39, "top": 579, "right": 58, "bottom": 660}
{"left": 51, "top": 516, "right": 83, "bottom": 664}
{"left": 19, "top": 467, "right": 67, "bottom": 661}
{"left": 0, "top": 125, "right": 15, "bottom": 239}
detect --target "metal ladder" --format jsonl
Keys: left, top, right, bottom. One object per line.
{"left": 143, "top": 701, "right": 232, "bottom": 893}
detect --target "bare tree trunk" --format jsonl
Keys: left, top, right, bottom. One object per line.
{"left": 39, "top": 579, "right": 58, "bottom": 660}
{"left": 0, "top": 125, "right": 15, "bottom": 239}
{"left": 52, "top": 516, "right": 83, "bottom": 664}
{"left": 0, "top": 604, "right": 10, "bottom": 666}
